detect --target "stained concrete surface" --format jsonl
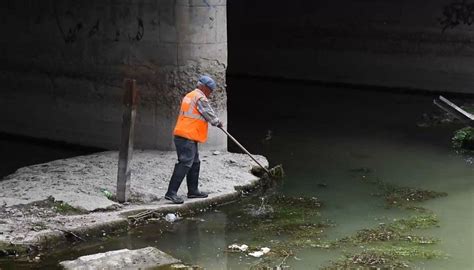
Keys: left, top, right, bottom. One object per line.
{"left": 0, "top": 150, "right": 267, "bottom": 249}
{"left": 0, "top": 0, "right": 228, "bottom": 150}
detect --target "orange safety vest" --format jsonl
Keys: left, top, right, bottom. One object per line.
{"left": 173, "top": 89, "right": 209, "bottom": 143}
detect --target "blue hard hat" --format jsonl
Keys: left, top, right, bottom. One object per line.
{"left": 198, "top": 75, "right": 216, "bottom": 91}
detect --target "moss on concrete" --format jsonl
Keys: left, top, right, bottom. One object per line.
{"left": 53, "top": 201, "right": 84, "bottom": 215}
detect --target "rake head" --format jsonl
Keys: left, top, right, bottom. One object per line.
{"left": 251, "top": 164, "right": 285, "bottom": 179}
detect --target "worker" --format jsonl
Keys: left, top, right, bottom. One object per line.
{"left": 165, "top": 75, "right": 223, "bottom": 204}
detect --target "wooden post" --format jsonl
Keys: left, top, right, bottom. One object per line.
{"left": 117, "top": 79, "right": 139, "bottom": 203}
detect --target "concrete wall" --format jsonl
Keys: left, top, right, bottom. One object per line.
{"left": 0, "top": 0, "right": 227, "bottom": 150}
{"left": 228, "top": 0, "right": 474, "bottom": 94}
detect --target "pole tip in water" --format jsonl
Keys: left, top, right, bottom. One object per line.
{"left": 269, "top": 164, "right": 285, "bottom": 179}
{"left": 251, "top": 164, "right": 285, "bottom": 179}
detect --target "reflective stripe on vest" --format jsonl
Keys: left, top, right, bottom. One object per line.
{"left": 173, "top": 89, "right": 209, "bottom": 143}
{"left": 181, "top": 111, "right": 206, "bottom": 121}
{"left": 180, "top": 96, "right": 206, "bottom": 121}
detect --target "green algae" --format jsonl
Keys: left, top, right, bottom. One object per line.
{"left": 353, "top": 171, "right": 448, "bottom": 211}
{"left": 384, "top": 186, "right": 447, "bottom": 207}
{"left": 367, "top": 245, "right": 445, "bottom": 259}
{"left": 227, "top": 195, "right": 327, "bottom": 268}
{"left": 241, "top": 195, "right": 325, "bottom": 241}
{"left": 0, "top": 242, "right": 30, "bottom": 257}
{"left": 340, "top": 214, "right": 439, "bottom": 245}
{"left": 318, "top": 213, "right": 444, "bottom": 269}
{"left": 230, "top": 189, "right": 444, "bottom": 269}
{"left": 322, "top": 243, "right": 446, "bottom": 269}
{"left": 52, "top": 201, "right": 84, "bottom": 215}
{"left": 390, "top": 214, "right": 439, "bottom": 230}
{"left": 229, "top": 173, "right": 447, "bottom": 269}
{"left": 322, "top": 244, "right": 445, "bottom": 270}
{"left": 452, "top": 127, "right": 474, "bottom": 151}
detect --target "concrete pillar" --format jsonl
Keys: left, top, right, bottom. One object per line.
{"left": 0, "top": 0, "right": 227, "bottom": 150}
{"left": 170, "top": 0, "right": 228, "bottom": 150}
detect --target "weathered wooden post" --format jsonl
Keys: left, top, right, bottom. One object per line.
{"left": 117, "top": 79, "right": 139, "bottom": 203}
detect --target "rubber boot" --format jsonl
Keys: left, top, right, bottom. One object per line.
{"left": 186, "top": 162, "right": 208, "bottom": 198}
{"left": 165, "top": 163, "right": 189, "bottom": 204}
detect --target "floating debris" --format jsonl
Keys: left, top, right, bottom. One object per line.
{"left": 385, "top": 186, "right": 447, "bottom": 205}
{"left": 330, "top": 214, "right": 440, "bottom": 247}
{"left": 248, "top": 247, "right": 271, "bottom": 258}
{"left": 248, "top": 251, "right": 264, "bottom": 258}
{"left": 165, "top": 213, "right": 178, "bottom": 223}
{"left": 322, "top": 251, "right": 409, "bottom": 269}
{"left": 320, "top": 214, "right": 443, "bottom": 269}
{"left": 227, "top": 244, "right": 248, "bottom": 252}
{"left": 357, "top": 177, "right": 448, "bottom": 210}
{"left": 226, "top": 194, "right": 325, "bottom": 267}
{"left": 322, "top": 245, "right": 446, "bottom": 270}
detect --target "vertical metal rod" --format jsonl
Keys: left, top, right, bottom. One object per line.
{"left": 117, "top": 79, "right": 138, "bottom": 203}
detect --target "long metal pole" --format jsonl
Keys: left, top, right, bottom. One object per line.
{"left": 219, "top": 127, "right": 271, "bottom": 175}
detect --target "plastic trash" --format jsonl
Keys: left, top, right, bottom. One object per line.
{"left": 228, "top": 244, "right": 248, "bottom": 252}
{"left": 101, "top": 189, "right": 113, "bottom": 200}
{"left": 165, "top": 213, "right": 177, "bottom": 223}
{"left": 248, "top": 247, "right": 271, "bottom": 258}
{"left": 248, "top": 251, "right": 264, "bottom": 258}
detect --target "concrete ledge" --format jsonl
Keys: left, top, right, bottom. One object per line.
{"left": 0, "top": 150, "right": 268, "bottom": 256}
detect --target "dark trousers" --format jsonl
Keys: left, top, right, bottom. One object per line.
{"left": 165, "top": 136, "right": 201, "bottom": 197}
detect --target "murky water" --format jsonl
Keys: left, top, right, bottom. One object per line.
{"left": 1, "top": 79, "right": 473, "bottom": 269}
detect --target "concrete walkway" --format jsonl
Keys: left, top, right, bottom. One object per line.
{"left": 0, "top": 150, "right": 267, "bottom": 251}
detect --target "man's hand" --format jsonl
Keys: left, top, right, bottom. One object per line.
{"left": 216, "top": 121, "right": 224, "bottom": 128}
